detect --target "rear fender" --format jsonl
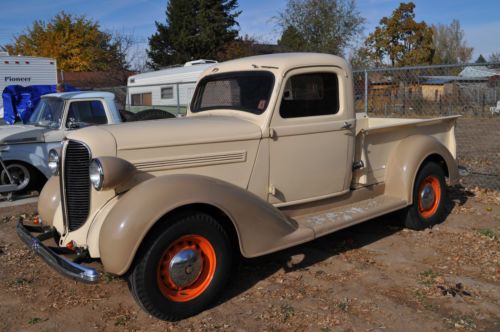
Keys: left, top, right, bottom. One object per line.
{"left": 98, "top": 174, "right": 297, "bottom": 275}
{"left": 385, "top": 135, "right": 458, "bottom": 204}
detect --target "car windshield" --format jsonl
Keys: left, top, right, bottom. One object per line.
{"left": 28, "top": 98, "right": 64, "bottom": 128}
{"left": 191, "top": 71, "right": 274, "bottom": 115}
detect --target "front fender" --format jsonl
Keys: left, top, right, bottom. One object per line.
{"left": 38, "top": 175, "right": 60, "bottom": 226}
{"left": 99, "top": 174, "right": 298, "bottom": 275}
{"left": 1, "top": 143, "right": 53, "bottom": 178}
{"left": 385, "top": 135, "right": 459, "bottom": 204}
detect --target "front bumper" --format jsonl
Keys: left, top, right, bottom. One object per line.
{"left": 16, "top": 220, "right": 99, "bottom": 283}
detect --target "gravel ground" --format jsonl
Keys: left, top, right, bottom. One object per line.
{"left": 0, "top": 186, "right": 499, "bottom": 331}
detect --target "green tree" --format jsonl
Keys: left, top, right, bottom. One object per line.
{"left": 276, "top": 0, "right": 365, "bottom": 55}
{"left": 364, "top": 2, "right": 434, "bottom": 66}
{"left": 475, "top": 54, "right": 487, "bottom": 63}
{"left": 148, "top": 0, "right": 240, "bottom": 69}
{"left": 278, "top": 26, "right": 306, "bottom": 52}
{"left": 6, "top": 12, "right": 128, "bottom": 72}
{"left": 432, "top": 19, "right": 473, "bottom": 64}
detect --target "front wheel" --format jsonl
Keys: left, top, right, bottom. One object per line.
{"left": 0, "top": 162, "right": 39, "bottom": 194}
{"left": 128, "top": 212, "right": 232, "bottom": 321}
{"left": 403, "top": 162, "right": 447, "bottom": 230}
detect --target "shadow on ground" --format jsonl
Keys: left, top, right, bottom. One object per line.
{"left": 216, "top": 185, "right": 472, "bottom": 308}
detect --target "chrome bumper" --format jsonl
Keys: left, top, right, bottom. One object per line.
{"left": 16, "top": 221, "right": 99, "bottom": 283}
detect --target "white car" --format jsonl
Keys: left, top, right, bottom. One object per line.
{"left": 0, "top": 92, "right": 121, "bottom": 194}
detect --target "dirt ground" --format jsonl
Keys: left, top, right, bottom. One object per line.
{"left": 0, "top": 185, "right": 498, "bottom": 331}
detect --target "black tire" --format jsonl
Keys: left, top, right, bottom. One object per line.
{"left": 133, "top": 109, "right": 176, "bottom": 121}
{"left": 0, "top": 162, "right": 44, "bottom": 195}
{"left": 403, "top": 162, "right": 447, "bottom": 230}
{"left": 128, "top": 212, "right": 232, "bottom": 321}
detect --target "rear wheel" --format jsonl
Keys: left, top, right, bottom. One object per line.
{"left": 128, "top": 212, "right": 232, "bottom": 321}
{"left": 403, "top": 162, "right": 447, "bottom": 230}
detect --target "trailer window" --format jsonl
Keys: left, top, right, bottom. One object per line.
{"left": 191, "top": 71, "right": 274, "bottom": 115}
{"left": 280, "top": 73, "right": 339, "bottom": 118}
{"left": 161, "top": 87, "right": 174, "bottom": 99}
{"left": 131, "top": 93, "right": 152, "bottom": 106}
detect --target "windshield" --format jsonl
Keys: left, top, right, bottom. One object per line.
{"left": 191, "top": 71, "right": 274, "bottom": 115}
{"left": 28, "top": 98, "right": 64, "bottom": 128}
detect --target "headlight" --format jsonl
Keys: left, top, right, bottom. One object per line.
{"left": 89, "top": 159, "right": 104, "bottom": 190}
{"left": 48, "top": 149, "right": 59, "bottom": 175}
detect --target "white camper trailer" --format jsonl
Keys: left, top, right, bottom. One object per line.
{"left": 0, "top": 53, "right": 57, "bottom": 112}
{"left": 126, "top": 59, "right": 216, "bottom": 116}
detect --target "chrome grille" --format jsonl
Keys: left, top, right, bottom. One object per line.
{"left": 64, "top": 140, "right": 90, "bottom": 231}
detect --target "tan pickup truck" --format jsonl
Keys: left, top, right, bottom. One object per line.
{"left": 18, "top": 53, "right": 459, "bottom": 320}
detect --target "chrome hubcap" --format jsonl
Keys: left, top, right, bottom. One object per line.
{"left": 168, "top": 249, "right": 203, "bottom": 288}
{"left": 420, "top": 184, "right": 435, "bottom": 210}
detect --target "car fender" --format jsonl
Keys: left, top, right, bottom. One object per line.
{"left": 98, "top": 174, "right": 298, "bottom": 275}
{"left": 1, "top": 143, "right": 52, "bottom": 179}
{"left": 385, "top": 134, "right": 459, "bottom": 204}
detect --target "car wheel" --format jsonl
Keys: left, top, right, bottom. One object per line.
{"left": 128, "top": 212, "right": 232, "bottom": 321}
{"left": 0, "top": 163, "right": 34, "bottom": 194}
{"left": 403, "top": 162, "right": 447, "bottom": 230}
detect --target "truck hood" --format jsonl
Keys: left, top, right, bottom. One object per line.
{"left": 102, "top": 115, "right": 262, "bottom": 151}
{"left": 0, "top": 125, "right": 46, "bottom": 145}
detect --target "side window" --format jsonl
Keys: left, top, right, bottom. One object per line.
{"left": 131, "top": 93, "right": 152, "bottom": 106}
{"left": 280, "top": 72, "right": 339, "bottom": 118}
{"left": 66, "top": 100, "right": 108, "bottom": 126}
{"left": 161, "top": 87, "right": 174, "bottom": 99}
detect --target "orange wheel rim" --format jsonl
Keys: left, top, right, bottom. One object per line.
{"left": 417, "top": 176, "right": 441, "bottom": 218}
{"left": 157, "top": 235, "right": 216, "bottom": 302}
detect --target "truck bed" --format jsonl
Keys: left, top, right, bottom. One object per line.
{"left": 353, "top": 113, "right": 460, "bottom": 187}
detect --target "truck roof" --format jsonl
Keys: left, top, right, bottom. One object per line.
{"left": 201, "top": 52, "right": 351, "bottom": 77}
{"left": 43, "top": 91, "right": 115, "bottom": 100}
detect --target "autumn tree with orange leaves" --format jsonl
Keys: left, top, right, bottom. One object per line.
{"left": 363, "top": 2, "right": 434, "bottom": 67}
{"left": 6, "top": 12, "right": 129, "bottom": 72}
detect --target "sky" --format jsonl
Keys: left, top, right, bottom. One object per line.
{"left": 0, "top": 0, "right": 499, "bottom": 63}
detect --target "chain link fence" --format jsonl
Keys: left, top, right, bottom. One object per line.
{"left": 353, "top": 62, "right": 500, "bottom": 118}
{"left": 353, "top": 62, "right": 500, "bottom": 190}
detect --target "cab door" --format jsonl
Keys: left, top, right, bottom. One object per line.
{"left": 268, "top": 67, "right": 355, "bottom": 205}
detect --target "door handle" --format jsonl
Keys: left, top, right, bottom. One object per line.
{"left": 341, "top": 122, "right": 352, "bottom": 129}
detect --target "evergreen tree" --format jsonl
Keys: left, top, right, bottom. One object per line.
{"left": 278, "top": 26, "right": 306, "bottom": 52}
{"left": 148, "top": 0, "right": 240, "bottom": 68}
{"left": 475, "top": 54, "right": 487, "bottom": 63}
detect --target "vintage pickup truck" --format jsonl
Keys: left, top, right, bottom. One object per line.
{"left": 1, "top": 91, "right": 174, "bottom": 195}
{"left": 18, "top": 53, "right": 459, "bottom": 320}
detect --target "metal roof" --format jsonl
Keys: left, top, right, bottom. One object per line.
{"left": 459, "top": 66, "right": 500, "bottom": 78}
{"left": 129, "top": 62, "right": 215, "bottom": 84}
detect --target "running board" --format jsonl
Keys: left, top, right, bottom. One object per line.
{"left": 293, "top": 195, "right": 407, "bottom": 238}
